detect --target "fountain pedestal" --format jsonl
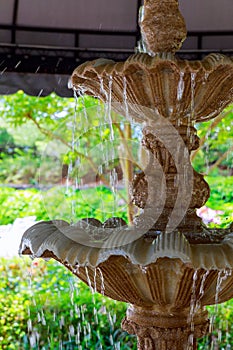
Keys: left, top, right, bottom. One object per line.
{"left": 122, "top": 307, "right": 209, "bottom": 350}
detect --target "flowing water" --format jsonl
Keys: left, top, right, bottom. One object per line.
{"left": 20, "top": 258, "right": 136, "bottom": 349}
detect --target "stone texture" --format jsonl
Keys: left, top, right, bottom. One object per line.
{"left": 71, "top": 53, "right": 233, "bottom": 123}
{"left": 140, "top": 0, "right": 187, "bottom": 54}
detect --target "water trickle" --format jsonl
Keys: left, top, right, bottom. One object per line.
{"left": 41, "top": 310, "right": 46, "bottom": 325}
{"left": 27, "top": 318, "right": 32, "bottom": 332}
{"left": 109, "top": 334, "right": 114, "bottom": 346}
{"left": 99, "top": 77, "right": 107, "bottom": 100}
{"left": 93, "top": 268, "right": 97, "bottom": 293}
{"left": 209, "top": 269, "right": 232, "bottom": 339}
{"left": 204, "top": 72, "right": 209, "bottom": 82}
{"left": 188, "top": 269, "right": 198, "bottom": 331}
{"left": 37, "top": 89, "right": 44, "bottom": 97}
{"left": 69, "top": 324, "right": 75, "bottom": 337}
{"left": 0, "top": 66, "right": 7, "bottom": 75}
{"left": 108, "top": 311, "right": 114, "bottom": 328}
{"left": 69, "top": 278, "right": 75, "bottom": 305}
{"left": 186, "top": 71, "right": 196, "bottom": 140}
{"left": 214, "top": 269, "right": 231, "bottom": 313}
{"left": 14, "top": 60, "right": 21, "bottom": 68}
{"left": 107, "top": 75, "right": 114, "bottom": 141}
{"left": 35, "top": 66, "right": 40, "bottom": 73}
{"left": 59, "top": 315, "right": 65, "bottom": 329}
{"left": 204, "top": 129, "right": 211, "bottom": 174}
{"left": 187, "top": 269, "right": 199, "bottom": 349}
{"left": 215, "top": 269, "right": 231, "bottom": 306}
{"left": 177, "top": 71, "right": 185, "bottom": 101}
{"left": 97, "top": 267, "right": 105, "bottom": 295}
{"left": 123, "top": 76, "right": 129, "bottom": 120}
{"left": 85, "top": 266, "right": 94, "bottom": 294}
{"left": 93, "top": 300, "right": 99, "bottom": 324}
{"left": 194, "top": 270, "right": 210, "bottom": 313}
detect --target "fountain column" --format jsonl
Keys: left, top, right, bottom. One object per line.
{"left": 122, "top": 308, "right": 208, "bottom": 350}
{"left": 131, "top": 122, "right": 210, "bottom": 235}
{"left": 123, "top": 1, "right": 209, "bottom": 348}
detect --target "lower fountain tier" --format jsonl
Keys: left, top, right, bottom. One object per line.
{"left": 69, "top": 256, "right": 233, "bottom": 309}
{"left": 20, "top": 221, "right": 233, "bottom": 349}
{"left": 20, "top": 221, "right": 233, "bottom": 308}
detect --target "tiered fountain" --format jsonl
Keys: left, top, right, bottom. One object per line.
{"left": 20, "top": 0, "right": 233, "bottom": 349}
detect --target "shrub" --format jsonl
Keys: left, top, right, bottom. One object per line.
{"left": 1, "top": 257, "right": 233, "bottom": 349}
{"left": 0, "top": 186, "right": 127, "bottom": 225}
{"left": 0, "top": 257, "right": 136, "bottom": 350}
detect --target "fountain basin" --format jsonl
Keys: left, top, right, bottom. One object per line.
{"left": 20, "top": 220, "right": 233, "bottom": 348}
{"left": 20, "top": 220, "right": 233, "bottom": 306}
{"left": 71, "top": 53, "right": 233, "bottom": 123}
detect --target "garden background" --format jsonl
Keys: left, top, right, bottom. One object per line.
{"left": 0, "top": 92, "right": 232, "bottom": 349}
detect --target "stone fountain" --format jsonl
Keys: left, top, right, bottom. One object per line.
{"left": 20, "top": 0, "right": 233, "bottom": 349}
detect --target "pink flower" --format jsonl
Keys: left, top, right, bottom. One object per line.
{"left": 197, "top": 206, "right": 224, "bottom": 225}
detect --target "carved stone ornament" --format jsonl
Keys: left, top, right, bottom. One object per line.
{"left": 140, "top": 0, "right": 187, "bottom": 54}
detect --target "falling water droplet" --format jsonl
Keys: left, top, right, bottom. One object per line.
{"left": 1, "top": 67, "right": 7, "bottom": 75}
{"left": 14, "top": 60, "right": 21, "bottom": 68}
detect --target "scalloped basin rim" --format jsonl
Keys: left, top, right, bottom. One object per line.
{"left": 71, "top": 52, "right": 233, "bottom": 124}
{"left": 19, "top": 220, "right": 233, "bottom": 270}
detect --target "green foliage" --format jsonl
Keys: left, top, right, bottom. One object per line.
{"left": 199, "top": 301, "right": 233, "bottom": 349}
{"left": 205, "top": 176, "right": 233, "bottom": 227}
{"left": 1, "top": 257, "right": 233, "bottom": 349}
{"left": 0, "top": 187, "right": 48, "bottom": 225}
{"left": 192, "top": 106, "right": 233, "bottom": 176}
{"left": 0, "top": 174, "right": 232, "bottom": 227}
{"left": 0, "top": 186, "right": 127, "bottom": 225}
{"left": 0, "top": 91, "right": 74, "bottom": 128}
{"left": 0, "top": 92, "right": 130, "bottom": 187}
{"left": 0, "top": 150, "right": 40, "bottom": 184}
{"left": 0, "top": 257, "right": 136, "bottom": 350}
{"left": 0, "top": 127, "right": 15, "bottom": 148}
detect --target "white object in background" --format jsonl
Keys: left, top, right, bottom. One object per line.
{"left": 0, "top": 216, "right": 37, "bottom": 257}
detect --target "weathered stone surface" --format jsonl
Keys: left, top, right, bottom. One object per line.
{"left": 71, "top": 53, "right": 233, "bottom": 123}
{"left": 140, "top": 0, "right": 187, "bottom": 54}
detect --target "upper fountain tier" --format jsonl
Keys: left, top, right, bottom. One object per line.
{"left": 71, "top": 53, "right": 233, "bottom": 124}
{"left": 71, "top": 0, "right": 233, "bottom": 124}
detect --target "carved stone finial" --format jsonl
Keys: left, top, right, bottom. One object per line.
{"left": 140, "top": 0, "right": 187, "bottom": 54}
